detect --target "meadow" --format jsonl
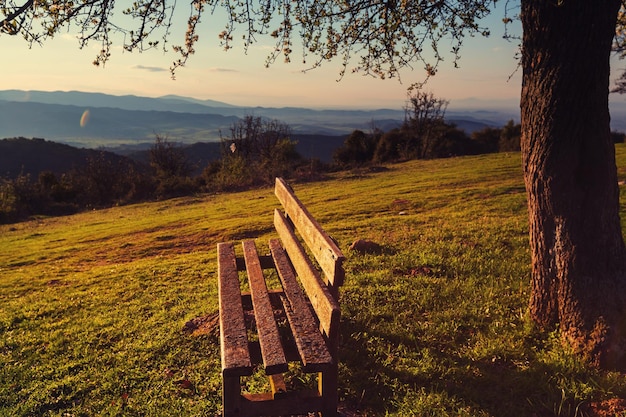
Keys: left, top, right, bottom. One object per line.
{"left": 2, "top": 148, "right": 626, "bottom": 416}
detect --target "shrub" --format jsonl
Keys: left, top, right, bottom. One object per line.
{"left": 333, "top": 130, "right": 377, "bottom": 167}
{"left": 373, "top": 128, "right": 405, "bottom": 163}
{"left": 471, "top": 126, "right": 502, "bottom": 154}
{"left": 211, "top": 116, "right": 302, "bottom": 189}
{"left": 499, "top": 120, "right": 522, "bottom": 152}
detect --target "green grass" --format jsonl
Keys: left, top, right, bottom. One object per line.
{"left": 3, "top": 149, "right": 626, "bottom": 416}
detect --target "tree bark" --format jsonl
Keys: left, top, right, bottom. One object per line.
{"left": 521, "top": 0, "right": 626, "bottom": 369}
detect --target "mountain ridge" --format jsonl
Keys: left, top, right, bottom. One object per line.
{"left": 0, "top": 89, "right": 528, "bottom": 149}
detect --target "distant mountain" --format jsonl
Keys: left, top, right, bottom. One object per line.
{"left": 0, "top": 100, "right": 239, "bottom": 147}
{"left": 157, "top": 94, "right": 238, "bottom": 108}
{"left": 0, "top": 90, "right": 531, "bottom": 150}
{"left": 0, "top": 90, "right": 236, "bottom": 114}
{"left": 0, "top": 91, "right": 529, "bottom": 180}
{"left": 0, "top": 91, "right": 404, "bottom": 147}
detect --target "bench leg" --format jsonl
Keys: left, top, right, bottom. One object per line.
{"left": 223, "top": 374, "right": 242, "bottom": 417}
{"left": 318, "top": 365, "right": 338, "bottom": 417}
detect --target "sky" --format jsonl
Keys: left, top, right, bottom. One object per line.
{"left": 1, "top": 3, "right": 623, "bottom": 111}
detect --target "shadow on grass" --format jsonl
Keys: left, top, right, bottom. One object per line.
{"left": 337, "top": 317, "right": 602, "bottom": 417}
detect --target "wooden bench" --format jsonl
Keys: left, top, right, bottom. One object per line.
{"left": 217, "top": 178, "right": 345, "bottom": 417}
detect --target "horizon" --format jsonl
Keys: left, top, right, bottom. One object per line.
{"left": 0, "top": 87, "right": 523, "bottom": 112}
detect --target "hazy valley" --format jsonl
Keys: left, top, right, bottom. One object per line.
{"left": 0, "top": 90, "right": 523, "bottom": 150}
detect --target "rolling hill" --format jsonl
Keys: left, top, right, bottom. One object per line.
{"left": 0, "top": 133, "right": 348, "bottom": 180}
{"left": 0, "top": 137, "right": 138, "bottom": 178}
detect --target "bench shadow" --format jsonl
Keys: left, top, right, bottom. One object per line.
{"left": 337, "top": 318, "right": 579, "bottom": 417}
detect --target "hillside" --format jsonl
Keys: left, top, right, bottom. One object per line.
{"left": 0, "top": 133, "right": 346, "bottom": 180}
{"left": 2, "top": 149, "right": 626, "bottom": 416}
{"left": 0, "top": 137, "right": 137, "bottom": 178}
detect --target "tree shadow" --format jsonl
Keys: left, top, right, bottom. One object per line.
{"left": 337, "top": 317, "right": 602, "bottom": 417}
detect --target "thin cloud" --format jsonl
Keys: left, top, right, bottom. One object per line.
{"left": 208, "top": 67, "right": 238, "bottom": 73}
{"left": 132, "top": 65, "right": 168, "bottom": 72}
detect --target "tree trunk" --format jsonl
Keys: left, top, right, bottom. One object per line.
{"left": 521, "top": 0, "right": 626, "bottom": 369}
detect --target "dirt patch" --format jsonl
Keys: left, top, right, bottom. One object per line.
{"left": 182, "top": 312, "right": 219, "bottom": 337}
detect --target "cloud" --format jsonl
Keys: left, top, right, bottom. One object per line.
{"left": 207, "top": 67, "right": 238, "bottom": 73}
{"left": 257, "top": 45, "right": 275, "bottom": 52}
{"left": 132, "top": 65, "right": 168, "bottom": 72}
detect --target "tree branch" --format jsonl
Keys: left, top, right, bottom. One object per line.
{"left": 0, "top": 0, "right": 34, "bottom": 34}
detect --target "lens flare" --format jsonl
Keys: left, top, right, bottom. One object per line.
{"left": 80, "top": 109, "right": 90, "bottom": 127}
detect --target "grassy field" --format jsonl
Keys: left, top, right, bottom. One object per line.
{"left": 3, "top": 148, "right": 626, "bottom": 416}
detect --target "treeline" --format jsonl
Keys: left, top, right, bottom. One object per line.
{"left": 333, "top": 91, "right": 521, "bottom": 167}
{"left": 333, "top": 119, "right": 522, "bottom": 167}
{"left": 332, "top": 90, "right": 625, "bottom": 167}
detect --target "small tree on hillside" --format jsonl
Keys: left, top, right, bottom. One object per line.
{"left": 217, "top": 115, "right": 299, "bottom": 186}
{"left": 427, "top": 123, "right": 474, "bottom": 158}
{"left": 150, "top": 135, "right": 195, "bottom": 198}
{"left": 402, "top": 90, "right": 449, "bottom": 159}
{"left": 150, "top": 135, "right": 192, "bottom": 178}
{"left": 373, "top": 128, "right": 405, "bottom": 163}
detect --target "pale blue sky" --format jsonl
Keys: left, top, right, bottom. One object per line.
{"left": 1, "top": 4, "right": 621, "bottom": 110}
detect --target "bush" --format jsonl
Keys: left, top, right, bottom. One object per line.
{"left": 208, "top": 153, "right": 256, "bottom": 191}
{"left": 499, "top": 120, "right": 522, "bottom": 152}
{"left": 209, "top": 116, "right": 302, "bottom": 190}
{"left": 373, "top": 129, "right": 405, "bottom": 163}
{"left": 0, "top": 178, "right": 18, "bottom": 223}
{"left": 259, "top": 137, "right": 302, "bottom": 182}
{"left": 471, "top": 126, "right": 501, "bottom": 154}
{"left": 0, "top": 174, "right": 49, "bottom": 222}
{"left": 333, "top": 130, "right": 377, "bottom": 167}
{"left": 428, "top": 124, "right": 475, "bottom": 158}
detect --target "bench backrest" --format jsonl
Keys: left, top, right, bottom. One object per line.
{"left": 273, "top": 177, "right": 345, "bottom": 348}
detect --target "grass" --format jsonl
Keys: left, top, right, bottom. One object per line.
{"left": 2, "top": 148, "right": 626, "bottom": 416}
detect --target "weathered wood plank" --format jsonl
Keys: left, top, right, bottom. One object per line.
{"left": 274, "top": 177, "right": 346, "bottom": 287}
{"left": 269, "top": 238, "right": 333, "bottom": 372}
{"left": 242, "top": 240, "right": 288, "bottom": 375}
{"left": 218, "top": 242, "right": 253, "bottom": 377}
{"left": 273, "top": 211, "right": 340, "bottom": 341}
{"left": 269, "top": 373, "right": 287, "bottom": 399}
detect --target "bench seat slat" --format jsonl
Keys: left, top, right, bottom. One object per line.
{"left": 218, "top": 242, "right": 253, "bottom": 377}
{"left": 269, "top": 239, "right": 333, "bottom": 372}
{"left": 242, "top": 240, "right": 288, "bottom": 375}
